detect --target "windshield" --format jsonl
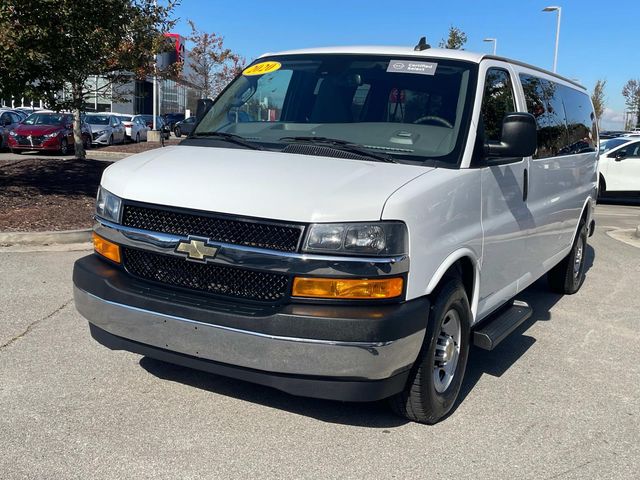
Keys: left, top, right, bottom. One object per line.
{"left": 600, "top": 138, "right": 630, "bottom": 153}
{"left": 23, "top": 113, "right": 66, "bottom": 125}
{"left": 86, "top": 115, "right": 110, "bottom": 125}
{"left": 194, "top": 54, "right": 478, "bottom": 164}
{"left": 119, "top": 116, "right": 133, "bottom": 122}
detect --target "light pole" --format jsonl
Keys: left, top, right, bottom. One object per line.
{"left": 152, "top": 0, "right": 158, "bottom": 131}
{"left": 543, "top": 6, "right": 562, "bottom": 73}
{"left": 483, "top": 38, "right": 497, "bottom": 55}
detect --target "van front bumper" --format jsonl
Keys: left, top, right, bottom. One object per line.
{"left": 73, "top": 255, "right": 429, "bottom": 401}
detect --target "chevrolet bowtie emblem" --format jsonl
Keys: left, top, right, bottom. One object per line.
{"left": 175, "top": 236, "right": 219, "bottom": 262}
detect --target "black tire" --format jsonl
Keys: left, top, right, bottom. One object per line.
{"left": 598, "top": 175, "right": 606, "bottom": 200}
{"left": 389, "top": 278, "right": 471, "bottom": 424}
{"left": 59, "top": 138, "right": 69, "bottom": 155}
{"left": 10, "top": 149, "right": 21, "bottom": 154}
{"left": 548, "top": 219, "right": 588, "bottom": 294}
{"left": 108, "top": 135, "right": 113, "bottom": 146}
{"left": 135, "top": 132, "right": 140, "bottom": 143}
{"left": 174, "top": 127, "right": 182, "bottom": 138}
{"left": 84, "top": 135, "right": 92, "bottom": 150}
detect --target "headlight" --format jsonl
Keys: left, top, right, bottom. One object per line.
{"left": 303, "top": 222, "right": 407, "bottom": 256}
{"left": 95, "top": 130, "right": 107, "bottom": 136}
{"left": 9, "top": 130, "right": 17, "bottom": 136}
{"left": 96, "top": 187, "right": 122, "bottom": 223}
{"left": 44, "top": 131, "right": 61, "bottom": 138}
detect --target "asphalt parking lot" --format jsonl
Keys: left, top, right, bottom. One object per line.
{"left": 1, "top": 204, "right": 638, "bottom": 479}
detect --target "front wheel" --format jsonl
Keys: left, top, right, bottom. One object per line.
{"left": 390, "top": 278, "right": 471, "bottom": 424}
{"left": 135, "top": 132, "right": 140, "bottom": 143}
{"left": 59, "top": 138, "right": 69, "bottom": 155}
{"left": 548, "top": 220, "right": 588, "bottom": 294}
{"left": 174, "top": 127, "right": 182, "bottom": 138}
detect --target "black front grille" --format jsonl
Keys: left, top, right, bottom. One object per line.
{"left": 17, "top": 135, "right": 44, "bottom": 146}
{"left": 123, "top": 248, "right": 289, "bottom": 302}
{"left": 122, "top": 204, "right": 303, "bottom": 252}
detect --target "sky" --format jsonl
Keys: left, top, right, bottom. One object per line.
{"left": 171, "top": 0, "right": 640, "bottom": 130}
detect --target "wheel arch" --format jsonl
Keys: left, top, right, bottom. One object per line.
{"left": 425, "top": 248, "right": 480, "bottom": 321}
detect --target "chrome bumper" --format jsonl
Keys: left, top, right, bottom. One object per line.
{"left": 74, "top": 286, "right": 425, "bottom": 380}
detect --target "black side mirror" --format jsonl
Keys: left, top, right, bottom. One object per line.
{"left": 485, "top": 112, "right": 537, "bottom": 162}
{"left": 614, "top": 150, "right": 627, "bottom": 161}
{"left": 196, "top": 98, "right": 214, "bottom": 122}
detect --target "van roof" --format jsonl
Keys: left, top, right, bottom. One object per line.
{"left": 261, "top": 45, "right": 586, "bottom": 90}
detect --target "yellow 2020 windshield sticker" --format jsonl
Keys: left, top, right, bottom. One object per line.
{"left": 243, "top": 61, "right": 282, "bottom": 76}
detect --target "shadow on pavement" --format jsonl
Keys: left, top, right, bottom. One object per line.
{"left": 139, "top": 356, "right": 408, "bottom": 428}
{"left": 454, "top": 243, "right": 595, "bottom": 413}
{"left": 140, "top": 245, "right": 596, "bottom": 428}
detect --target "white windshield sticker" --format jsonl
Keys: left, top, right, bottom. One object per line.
{"left": 387, "top": 60, "right": 437, "bottom": 75}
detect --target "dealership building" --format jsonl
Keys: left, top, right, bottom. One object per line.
{"left": 1, "top": 34, "right": 203, "bottom": 116}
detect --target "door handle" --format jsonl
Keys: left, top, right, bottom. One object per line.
{"left": 523, "top": 168, "right": 529, "bottom": 202}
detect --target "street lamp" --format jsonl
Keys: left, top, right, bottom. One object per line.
{"left": 543, "top": 6, "right": 562, "bottom": 73}
{"left": 483, "top": 38, "right": 497, "bottom": 55}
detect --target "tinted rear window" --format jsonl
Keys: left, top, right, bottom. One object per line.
{"left": 520, "top": 74, "right": 596, "bottom": 158}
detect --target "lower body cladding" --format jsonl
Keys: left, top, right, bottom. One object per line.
{"left": 73, "top": 255, "right": 429, "bottom": 401}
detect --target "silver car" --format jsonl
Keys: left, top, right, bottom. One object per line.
{"left": 85, "top": 113, "right": 126, "bottom": 145}
{"left": 0, "top": 109, "right": 23, "bottom": 149}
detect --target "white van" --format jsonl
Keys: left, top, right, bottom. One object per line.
{"left": 74, "top": 42, "right": 598, "bottom": 424}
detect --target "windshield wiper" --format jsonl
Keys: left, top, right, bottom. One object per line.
{"left": 192, "top": 131, "right": 263, "bottom": 150}
{"left": 279, "top": 136, "right": 397, "bottom": 163}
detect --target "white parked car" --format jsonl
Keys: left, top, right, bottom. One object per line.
{"left": 85, "top": 113, "right": 126, "bottom": 145}
{"left": 599, "top": 138, "right": 640, "bottom": 194}
{"left": 73, "top": 44, "right": 598, "bottom": 424}
{"left": 116, "top": 114, "right": 149, "bottom": 143}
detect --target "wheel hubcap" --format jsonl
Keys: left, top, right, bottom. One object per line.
{"left": 433, "top": 309, "right": 461, "bottom": 393}
{"left": 573, "top": 238, "right": 585, "bottom": 278}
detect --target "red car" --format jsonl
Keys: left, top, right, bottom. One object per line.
{"left": 8, "top": 112, "right": 91, "bottom": 154}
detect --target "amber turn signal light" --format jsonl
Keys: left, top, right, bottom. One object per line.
{"left": 292, "top": 277, "right": 403, "bottom": 299}
{"left": 92, "top": 232, "right": 121, "bottom": 264}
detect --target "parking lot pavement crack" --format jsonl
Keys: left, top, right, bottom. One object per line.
{"left": 0, "top": 298, "right": 73, "bottom": 352}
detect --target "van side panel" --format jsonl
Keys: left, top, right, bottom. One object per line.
{"left": 512, "top": 68, "right": 598, "bottom": 290}
{"left": 381, "top": 168, "right": 482, "bottom": 317}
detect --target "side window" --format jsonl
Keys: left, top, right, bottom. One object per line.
{"left": 559, "top": 85, "right": 597, "bottom": 154}
{"left": 481, "top": 68, "right": 516, "bottom": 142}
{"left": 615, "top": 142, "right": 640, "bottom": 158}
{"left": 520, "top": 74, "right": 569, "bottom": 158}
{"left": 0, "top": 112, "right": 10, "bottom": 124}
{"left": 11, "top": 112, "right": 21, "bottom": 123}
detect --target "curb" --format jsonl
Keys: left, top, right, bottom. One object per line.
{"left": 0, "top": 228, "right": 92, "bottom": 246}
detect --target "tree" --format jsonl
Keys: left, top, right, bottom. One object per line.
{"left": 439, "top": 26, "right": 468, "bottom": 50}
{"left": 622, "top": 79, "right": 640, "bottom": 129}
{"left": 0, "top": 0, "right": 178, "bottom": 159}
{"left": 591, "top": 79, "right": 606, "bottom": 127}
{"left": 186, "top": 20, "right": 245, "bottom": 99}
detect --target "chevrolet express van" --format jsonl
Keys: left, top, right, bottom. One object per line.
{"left": 73, "top": 43, "right": 598, "bottom": 424}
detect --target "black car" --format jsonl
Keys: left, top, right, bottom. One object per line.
{"left": 162, "top": 112, "right": 185, "bottom": 131}
{"left": 173, "top": 116, "right": 196, "bottom": 137}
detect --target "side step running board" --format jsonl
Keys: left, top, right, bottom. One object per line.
{"left": 473, "top": 300, "right": 533, "bottom": 350}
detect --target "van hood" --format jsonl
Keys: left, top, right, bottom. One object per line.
{"left": 101, "top": 145, "right": 433, "bottom": 223}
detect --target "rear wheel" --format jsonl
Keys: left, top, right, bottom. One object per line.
{"left": 548, "top": 219, "right": 588, "bottom": 294}
{"left": 598, "top": 175, "right": 606, "bottom": 200}
{"left": 389, "top": 278, "right": 471, "bottom": 424}
{"left": 59, "top": 138, "right": 69, "bottom": 155}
